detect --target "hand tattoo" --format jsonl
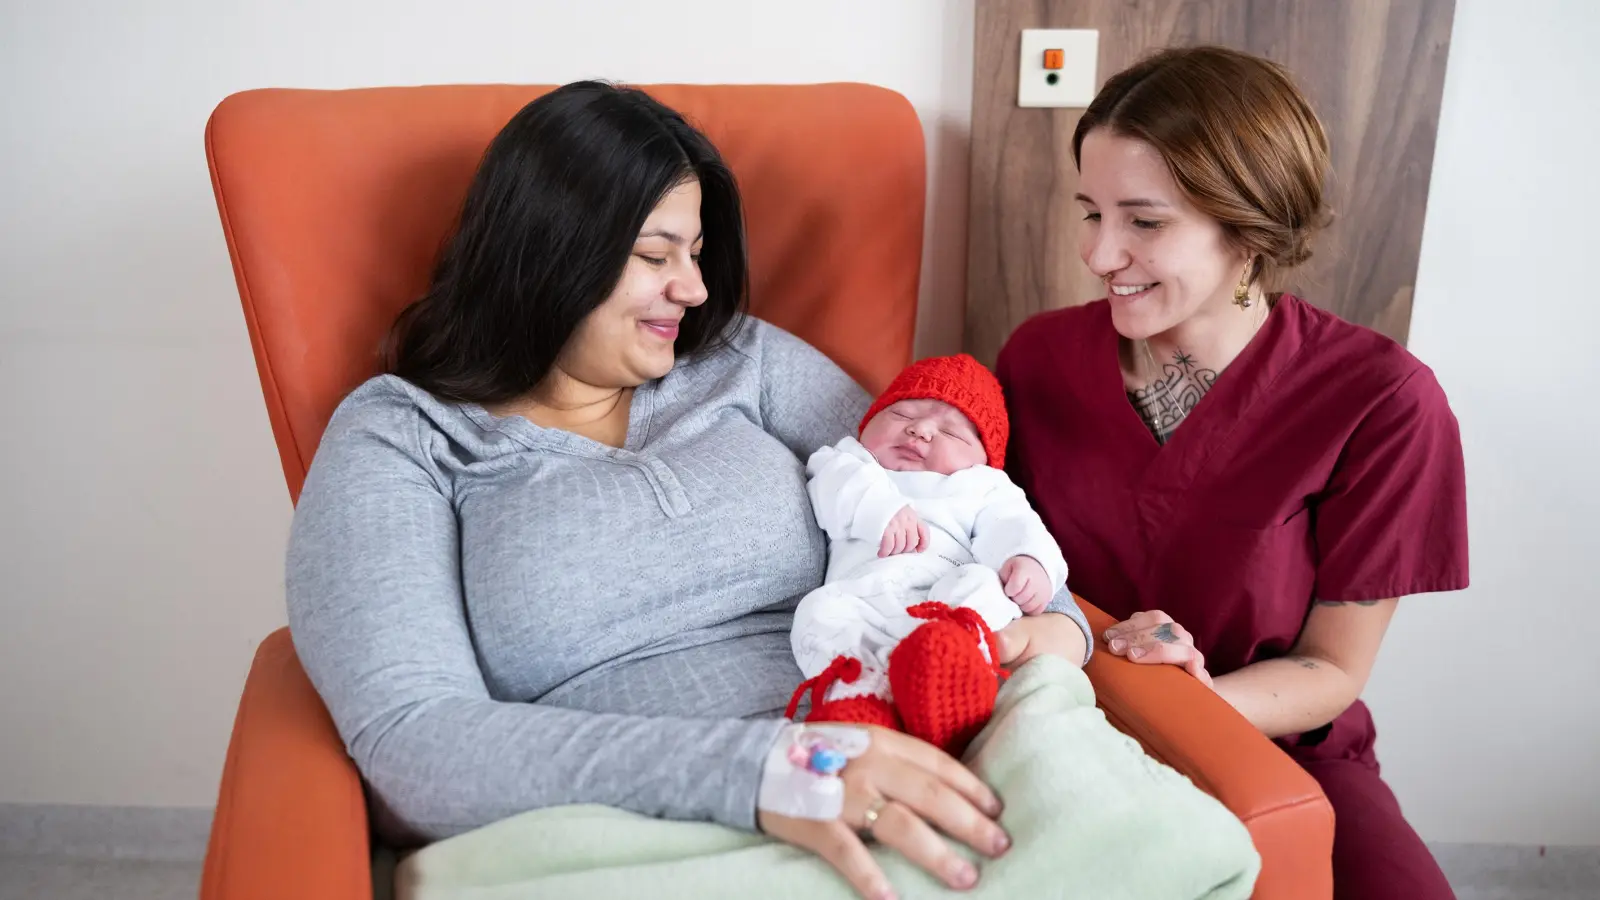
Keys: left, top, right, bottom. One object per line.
{"left": 1314, "top": 599, "right": 1379, "bottom": 607}
{"left": 1152, "top": 623, "right": 1178, "bottom": 643}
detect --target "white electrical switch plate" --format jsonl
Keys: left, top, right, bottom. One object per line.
{"left": 1018, "top": 29, "right": 1098, "bottom": 108}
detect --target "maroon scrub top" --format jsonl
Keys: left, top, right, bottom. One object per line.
{"left": 997, "top": 295, "right": 1468, "bottom": 756}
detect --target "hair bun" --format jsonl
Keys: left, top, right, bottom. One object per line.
{"left": 1275, "top": 228, "right": 1315, "bottom": 269}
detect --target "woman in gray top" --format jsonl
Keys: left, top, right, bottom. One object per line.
{"left": 286, "top": 81, "right": 1090, "bottom": 900}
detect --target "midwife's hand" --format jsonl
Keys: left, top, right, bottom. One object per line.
{"left": 759, "top": 726, "right": 1010, "bottom": 899}
{"left": 878, "top": 506, "right": 929, "bottom": 558}
{"left": 1102, "top": 609, "right": 1214, "bottom": 687}
{"left": 997, "top": 556, "right": 1050, "bottom": 615}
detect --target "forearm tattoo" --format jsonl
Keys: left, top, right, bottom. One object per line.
{"left": 1286, "top": 656, "right": 1320, "bottom": 670}
{"left": 1127, "top": 348, "right": 1217, "bottom": 444}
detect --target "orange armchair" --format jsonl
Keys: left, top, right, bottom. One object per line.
{"left": 200, "top": 84, "right": 1332, "bottom": 900}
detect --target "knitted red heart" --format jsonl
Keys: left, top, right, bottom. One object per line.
{"left": 806, "top": 694, "right": 902, "bottom": 730}
{"left": 888, "top": 618, "right": 999, "bottom": 757}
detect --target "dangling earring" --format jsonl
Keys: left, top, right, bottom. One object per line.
{"left": 1233, "top": 261, "right": 1255, "bottom": 309}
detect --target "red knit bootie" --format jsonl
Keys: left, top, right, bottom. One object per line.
{"left": 786, "top": 655, "right": 902, "bottom": 730}
{"left": 888, "top": 603, "right": 1008, "bottom": 757}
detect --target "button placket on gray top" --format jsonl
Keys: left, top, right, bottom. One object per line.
{"left": 467, "top": 382, "right": 692, "bottom": 520}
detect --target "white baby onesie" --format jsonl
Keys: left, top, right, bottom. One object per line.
{"left": 792, "top": 437, "right": 1069, "bottom": 702}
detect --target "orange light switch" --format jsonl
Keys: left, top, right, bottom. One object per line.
{"left": 1043, "top": 48, "right": 1065, "bottom": 70}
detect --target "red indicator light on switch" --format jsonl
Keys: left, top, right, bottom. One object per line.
{"left": 1043, "top": 48, "right": 1064, "bottom": 69}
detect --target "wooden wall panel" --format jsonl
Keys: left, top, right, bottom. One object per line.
{"left": 966, "top": 0, "right": 1455, "bottom": 365}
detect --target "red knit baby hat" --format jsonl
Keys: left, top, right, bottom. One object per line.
{"left": 859, "top": 354, "right": 1008, "bottom": 469}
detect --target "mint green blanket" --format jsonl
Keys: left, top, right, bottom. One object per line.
{"left": 395, "top": 656, "right": 1260, "bottom": 900}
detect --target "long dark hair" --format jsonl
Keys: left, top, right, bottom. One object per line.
{"left": 385, "top": 81, "right": 748, "bottom": 403}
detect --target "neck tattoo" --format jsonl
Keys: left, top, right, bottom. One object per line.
{"left": 1128, "top": 344, "right": 1216, "bottom": 445}
{"left": 1127, "top": 293, "right": 1269, "bottom": 445}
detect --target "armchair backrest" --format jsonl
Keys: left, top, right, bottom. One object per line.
{"left": 204, "top": 83, "right": 926, "bottom": 500}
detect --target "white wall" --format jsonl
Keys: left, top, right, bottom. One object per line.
{"left": 2, "top": 0, "right": 1594, "bottom": 850}
{"left": 1363, "top": 0, "right": 1600, "bottom": 845}
{"left": 0, "top": 0, "right": 974, "bottom": 809}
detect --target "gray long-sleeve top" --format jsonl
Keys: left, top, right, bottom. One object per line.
{"left": 286, "top": 318, "right": 1090, "bottom": 846}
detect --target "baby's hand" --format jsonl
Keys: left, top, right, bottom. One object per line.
{"left": 999, "top": 556, "right": 1051, "bottom": 615}
{"left": 879, "top": 506, "right": 929, "bottom": 557}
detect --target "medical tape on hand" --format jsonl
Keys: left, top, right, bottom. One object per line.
{"left": 756, "top": 723, "right": 871, "bottom": 820}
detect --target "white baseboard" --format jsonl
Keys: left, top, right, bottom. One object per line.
{"left": 0, "top": 803, "right": 212, "bottom": 862}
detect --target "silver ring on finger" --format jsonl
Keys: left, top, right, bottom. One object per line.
{"left": 861, "top": 796, "right": 888, "bottom": 834}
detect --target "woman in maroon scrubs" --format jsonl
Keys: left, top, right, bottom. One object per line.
{"left": 997, "top": 47, "right": 1468, "bottom": 900}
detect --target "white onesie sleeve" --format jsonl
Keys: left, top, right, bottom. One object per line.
{"left": 804, "top": 438, "right": 907, "bottom": 545}
{"left": 970, "top": 476, "right": 1069, "bottom": 592}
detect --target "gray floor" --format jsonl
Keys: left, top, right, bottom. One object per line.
{"left": 2, "top": 848, "right": 1597, "bottom": 899}
{"left": 0, "top": 855, "right": 200, "bottom": 900}
{"left": 1433, "top": 844, "right": 1600, "bottom": 900}
{"left": 1454, "top": 889, "right": 1598, "bottom": 900}
{"left": 2, "top": 860, "right": 1598, "bottom": 900}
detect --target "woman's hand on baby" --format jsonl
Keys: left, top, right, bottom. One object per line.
{"left": 994, "top": 612, "right": 1087, "bottom": 670}
{"left": 1102, "top": 610, "right": 1214, "bottom": 687}
{"left": 998, "top": 556, "right": 1050, "bottom": 614}
{"left": 878, "top": 506, "right": 929, "bottom": 558}
{"left": 759, "top": 725, "right": 1010, "bottom": 899}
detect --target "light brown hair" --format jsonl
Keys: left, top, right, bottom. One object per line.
{"left": 1072, "top": 46, "right": 1332, "bottom": 289}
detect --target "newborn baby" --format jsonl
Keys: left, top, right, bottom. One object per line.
{"left": 786, "top": 354, "right": 1068, "bottom": 755}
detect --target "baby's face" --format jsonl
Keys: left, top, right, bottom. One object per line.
{"left": 860, "top": 399, "right": 987, "bottom": 475}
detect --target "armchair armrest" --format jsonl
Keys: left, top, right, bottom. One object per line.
{"left": 1078, "top": 598, "right": 1334, "bottom": 900}
{"left": 202, "top": 628, "right": 372, "bottom": 900}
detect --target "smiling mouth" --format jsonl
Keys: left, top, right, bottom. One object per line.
{"left": 1109, "top": 283, "right": 1158, "bottom": 298}
{"left": 640, "top": 320, "right": 680, "bottom": 339}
